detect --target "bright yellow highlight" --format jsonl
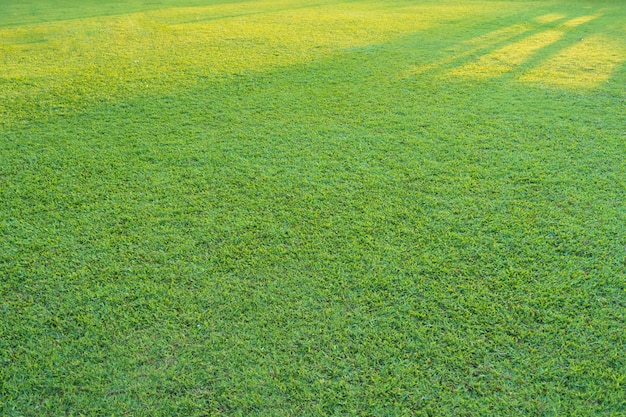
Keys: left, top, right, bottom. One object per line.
{"left": 449, "top": 30, "right": 564, "bottom": 79}
{"left": 534, "top": 13, "right": 566, "bottom": 24}
{"left": 560, "top": 14, "right": 601, "bottom": 28}
{"left": 1, "top": 0, "right": 484, "bottom": 117}
{"left": 520, "top": 35, "right": 626, "bottom": 89}
{"left": 463, "top": 24, "right": 531, "bottom": 47}
{"left": 449, "top": 13, "right": 608, "bottom": 88}
{"left": 401, "top": 23, "right": 531, "bottom": 77}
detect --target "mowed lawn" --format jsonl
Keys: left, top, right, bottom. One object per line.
{"left": 1, "top": 0, "right": 625, "bottom": 415}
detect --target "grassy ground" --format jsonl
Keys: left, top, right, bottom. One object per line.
{"left": 1, "top": 0, "right": 625, "bottom": 415}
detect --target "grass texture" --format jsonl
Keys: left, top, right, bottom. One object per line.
{"left": 1, "top": 0, "right": 625, "bottom": 415}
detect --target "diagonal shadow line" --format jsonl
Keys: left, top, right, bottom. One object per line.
{"left": 516, "top": 33, "right": 626, "bottom": 89}
{"left": 588, "top": 10, "right": 626, "bottom": 90}
{"left": 397, "top": 13, "right": 585, "bottom": 79}
{"left": 515, "top": 20, "right": 606, "bottom": 73}
{"left": 398, "top": 25, "right": 534, "bottom": 78}
{"left": 422, "top": 12, "right": 608, "bottom": 82}
{"left": 359, "top": 0, "right": 599, "bottom": 69}
{"left": 471, "top": 11, "right": 621, "bottom": 89}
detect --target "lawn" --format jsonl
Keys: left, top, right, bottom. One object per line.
{"left": 1, "top": 0, "right": 625, "bottom": 415}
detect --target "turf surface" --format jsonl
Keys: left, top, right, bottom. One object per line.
{"left": 1, "top": 0, "right": 625, "bottom": 415}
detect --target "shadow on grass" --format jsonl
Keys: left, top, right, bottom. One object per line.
{"left": 2, "top": 0, "right": 623, "bottom": 130}
{"left": 395, "top": 4, "right": 625, "bottom": 92}
{"left": 442, "top": 11, "right": 624, "bottom": 90}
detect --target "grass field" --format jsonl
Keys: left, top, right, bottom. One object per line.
{"left": 1, "top": 0, "right": 625, "bottom": 415}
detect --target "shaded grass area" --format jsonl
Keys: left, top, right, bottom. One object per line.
{"left": 1, "top": 0, "right": 625, "bottom": 415}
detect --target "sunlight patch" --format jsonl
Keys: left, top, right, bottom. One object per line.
{"left": 462, "top": 24, "right": 531, "bottom": 47}
{"left": 519, "top": 34, "right": 625, "bottom": 89}
{"left": 449, "top": 30, "right": 563, "bottom": 79}
{"left": 401, "top": 24, "right": 532, "bottom": 78}
{"left": 0, "top": 0, "right": 449, "bottom": 117}
{"left": 534, "top": 13, "right": 566, "bottom": 24}
{"left": 560, "top": 14, "right": 601, "bottom": 28}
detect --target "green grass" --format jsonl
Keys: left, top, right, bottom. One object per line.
{"left": 1, "top": 0, "right": 625, "bottom": 415}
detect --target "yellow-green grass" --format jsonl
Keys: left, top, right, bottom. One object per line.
{"left": 1, "top": 0, "right": 625, "bottom": 415}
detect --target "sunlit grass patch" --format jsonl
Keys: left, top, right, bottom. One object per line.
{"left": 560, "top": 13, "right": 601, "bottom": 28}
{"left": 448, "top": 29, "right": 564, "bottom": 79}
{"left": 401, "top": 23, "right": 531, "bottom": 77}
{"left": 533, "top": 13, "right": 567, "bottom": 24}
{"left": 519, "top": 34, "right": 626, "bottom": 89}
{"left": 1, "top": 0, "right": 540, "bottom": 124}
{"left": 446, "top": 13, "right": 605, "bottom": 82}
{"left": 0, "top": 0, "right": 456, "bottom": 122}
{"left": 463, "top": 23, "right": 532, "bottom": 47}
